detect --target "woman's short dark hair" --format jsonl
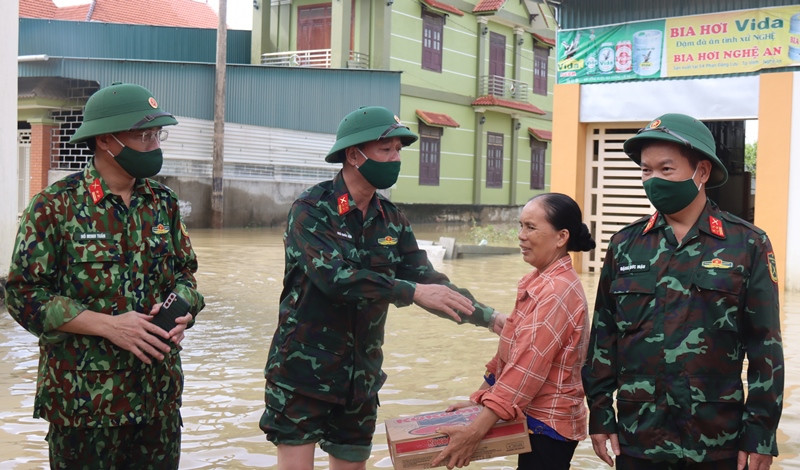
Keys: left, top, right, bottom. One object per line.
{"left": 531, "top": 193, "right": 596, "bottom": 252}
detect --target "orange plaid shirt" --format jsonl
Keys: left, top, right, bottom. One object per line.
{"left": 471, "top": 255, "right": 589, "bottom": 441}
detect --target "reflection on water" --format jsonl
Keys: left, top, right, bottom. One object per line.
{"left": 0, "top": 227, "right": 798, "bottom": 469}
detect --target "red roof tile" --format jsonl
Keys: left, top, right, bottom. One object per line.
{"left": 20, "top": 0, "right": 219, "bottom": 28}
{"left": 471, "top": 96, "right": 546, "bottom": 115}
{"left": 19, "top": 0, "right": 58, "bottom": 18}
{"left": 473, "top": 0, "right": 506, "bottom": 13}
{"left": 53, "top": 5, "right": 90, "bottom": 21}
{"left": 528, "top": 128, "right": 552, "bottom": 141}
{"left": 532, "top": 33, "right": 555, "bottom": 47}
{"left": 421, "top": 0, "right": 464, "bottom": 16}
{"left": 416, "top": 110, "right": 460, "bottom": 128}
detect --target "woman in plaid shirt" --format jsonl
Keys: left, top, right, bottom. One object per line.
{"left": 433, "top": 193, "right": 596, "bottom": 470}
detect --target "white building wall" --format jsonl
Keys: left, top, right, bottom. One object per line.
{"left": 785, "top": 72, "right": 800, "bottom": 291}
{"left": 579, "top": 75, "right": 760, "bottom": 122}
{"left": 1, "top": 4, "right": 19, "bottom": 279}
{"left": 160, "top": 117, "right": 337, "bottom": 183}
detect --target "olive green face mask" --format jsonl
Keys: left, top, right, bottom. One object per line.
{"left": 355, "top": 148, "right": 401, "bottom": 190}
{"left": 109, "top": 135, "right": 164, "bottom": 178}
{"left": 643, "top": 167, "right": 700, "bottom": 214}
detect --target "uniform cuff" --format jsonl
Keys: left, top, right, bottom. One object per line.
{"left": 392, "top": 279, "right": 416, "bottom": 307}
{"left": 40, "top": 296, "right": 88, "bottom": 344}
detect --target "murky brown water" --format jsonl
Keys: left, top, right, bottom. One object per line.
{"left": 1, "top": 227, "right": 798, "bottom": 469}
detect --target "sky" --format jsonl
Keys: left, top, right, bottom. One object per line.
{"left": 745, "top": 120, "right": 758, "bottom": 144}
{"left": 202, "top": 0, "right": 254, "bottom": 30}
{"left": 51, "top": 0, "right": 254, "bottom": 30}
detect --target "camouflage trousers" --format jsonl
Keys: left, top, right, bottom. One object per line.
{"left": 260, "top": 383, "right": 378, "bottom": 462}
{"left": 46, "top": 412, "right": 182, "bottom": 470}
{"left": 616, "top": 455, "right": 740, "bottom": 470}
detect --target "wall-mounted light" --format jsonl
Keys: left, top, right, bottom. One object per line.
{"left": 18, "top": 54, "right": 50, "bottom": 62}
{"left": 480, "top": 116, "right": 486, "bottom": 125}
{"left": 253, "top": 0, "right": 259, "bottom": 10}
{"left": 517, "top": 37, "right": 524, "bottom": 46}
{"left": 387, "top": 0, "right": 394, "bottom": 5}
{"left": 515, "top": 121, "right": 521, "bottom": 130}
{"left": 481, "top": 26, "right": 489, "bottom": 36}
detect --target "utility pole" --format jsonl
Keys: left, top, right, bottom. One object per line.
{"left": 211, "top": 0, "right": 227, "bottom": 228}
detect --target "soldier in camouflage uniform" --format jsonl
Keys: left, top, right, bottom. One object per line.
{"left": 5, "top": 82, "right": 204, "bottom": 469}
{"left": 582, "top": 113, "right": 783, "bottom": 470}
{"left": 260, "top": 106, "right": 502, "bottom": 469}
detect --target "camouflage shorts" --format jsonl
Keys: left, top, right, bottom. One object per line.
{"left": 260, "top": 383, "right": 378, "bottom": 462}
{"left": 46, "top": 412, "right": 182, "bottom": 470}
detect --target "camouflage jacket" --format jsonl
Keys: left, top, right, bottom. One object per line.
{"left": 5, "top": 162, "right": 204, "bottom": 428}
{"left": 582, "top": 200, "right": 783, "bottom": 462}
{"left": 264, "top": 172, "right": 494, "bottom": 405}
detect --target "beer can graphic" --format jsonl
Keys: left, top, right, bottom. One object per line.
{"left": 633, "top": 30, "right": 663, "bottom": 76}
{"left": 615, "top": 40, "right": 632, "bottom": 73}
{"left": 598, "top": 42, "right": 615, "bottom": 73}
{"left": 790, "top": 13, "right": 800, "bottom": 62}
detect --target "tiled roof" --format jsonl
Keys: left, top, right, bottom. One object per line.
{"left": 20, "top": 0, "right": 219, "bottom": 28}
{"left": 416, "top": 110, "right": 460, "bottom": 128}
{"left": 532, "top": 33, "right": 555, "bottom": 47}
{"left": 52, "top": 5, "right": 88, "bottom": 21}
{"left": 473, "top": 0, "right": 506, "bottom": 13}
{"left": 19, "top": 0, "right": 58, "bottom": 18}
{"left": 471, "top": 96, "right": 546, "bottom": 115}
{"left": 528, "top": 128, "right": 552, "bottom": 141}
{"left": 420, "top": 0, "right": 464, "bottom": 16}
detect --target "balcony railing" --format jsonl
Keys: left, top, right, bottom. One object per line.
{"left": 260, "top": 49, "right": 370, "bottom": 69}
{"left": 478, "top": 75, "right": 529, "bottom": 102}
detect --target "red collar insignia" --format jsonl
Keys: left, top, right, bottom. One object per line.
{"left": 709, "top": 215, "right": 725, "bottom": 238}
{"left": 643, "top": 212, "right": 658, "bottom": 234}
{"left": 89, "top": 179, "right": 104, "bottom": 204}
{"left": 337, "top": 193, "right": 351, "bottom": 215}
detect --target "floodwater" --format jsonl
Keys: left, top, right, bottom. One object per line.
{"left": 1, "top": 226, "right": 798, "bottom": 469}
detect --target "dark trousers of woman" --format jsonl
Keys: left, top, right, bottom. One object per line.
{"left": 616, "top": 454, "right": 741, "bottom": 470}
{"left": 517, "top": 434, "right": 578, "bottom": 470}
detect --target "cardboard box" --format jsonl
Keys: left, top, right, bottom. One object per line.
{"left": 384, "top": 406, "right": 531, "bottom": 470}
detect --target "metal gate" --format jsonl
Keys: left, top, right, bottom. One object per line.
{"left": 582, "top": 124, "right": 653, "bottom": 273}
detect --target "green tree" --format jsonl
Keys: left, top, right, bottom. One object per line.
{"left": 744, "top": 142, "right": 757, "bottom": 177}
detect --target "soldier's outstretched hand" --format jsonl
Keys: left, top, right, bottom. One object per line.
{"left": 413, "top": 284, "right": 475, "bottom": 321}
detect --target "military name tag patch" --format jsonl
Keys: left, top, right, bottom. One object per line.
{"left": 77, "top": 232, "right": 110, "bottom": 241}
{"left": 378, "top": 236, "right": 398, "bottom": 246}
{"left": 701, "top": 258, "right": 734, "bottom": 269}
{"left": 336, "top": 231, "right": 353, "bottom": 240}
{"left": 619, "top": 262, "right": 649, "bottom": 274}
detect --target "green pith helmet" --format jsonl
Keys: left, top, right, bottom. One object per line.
{"left": 69, "top": 82, "right": 178, "bottom": 144}
{"left": 325, "top": 106, "right": 419, "bottom": 163}
{"left": 623, "top": 113, "right": 728, "bottom": 188}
